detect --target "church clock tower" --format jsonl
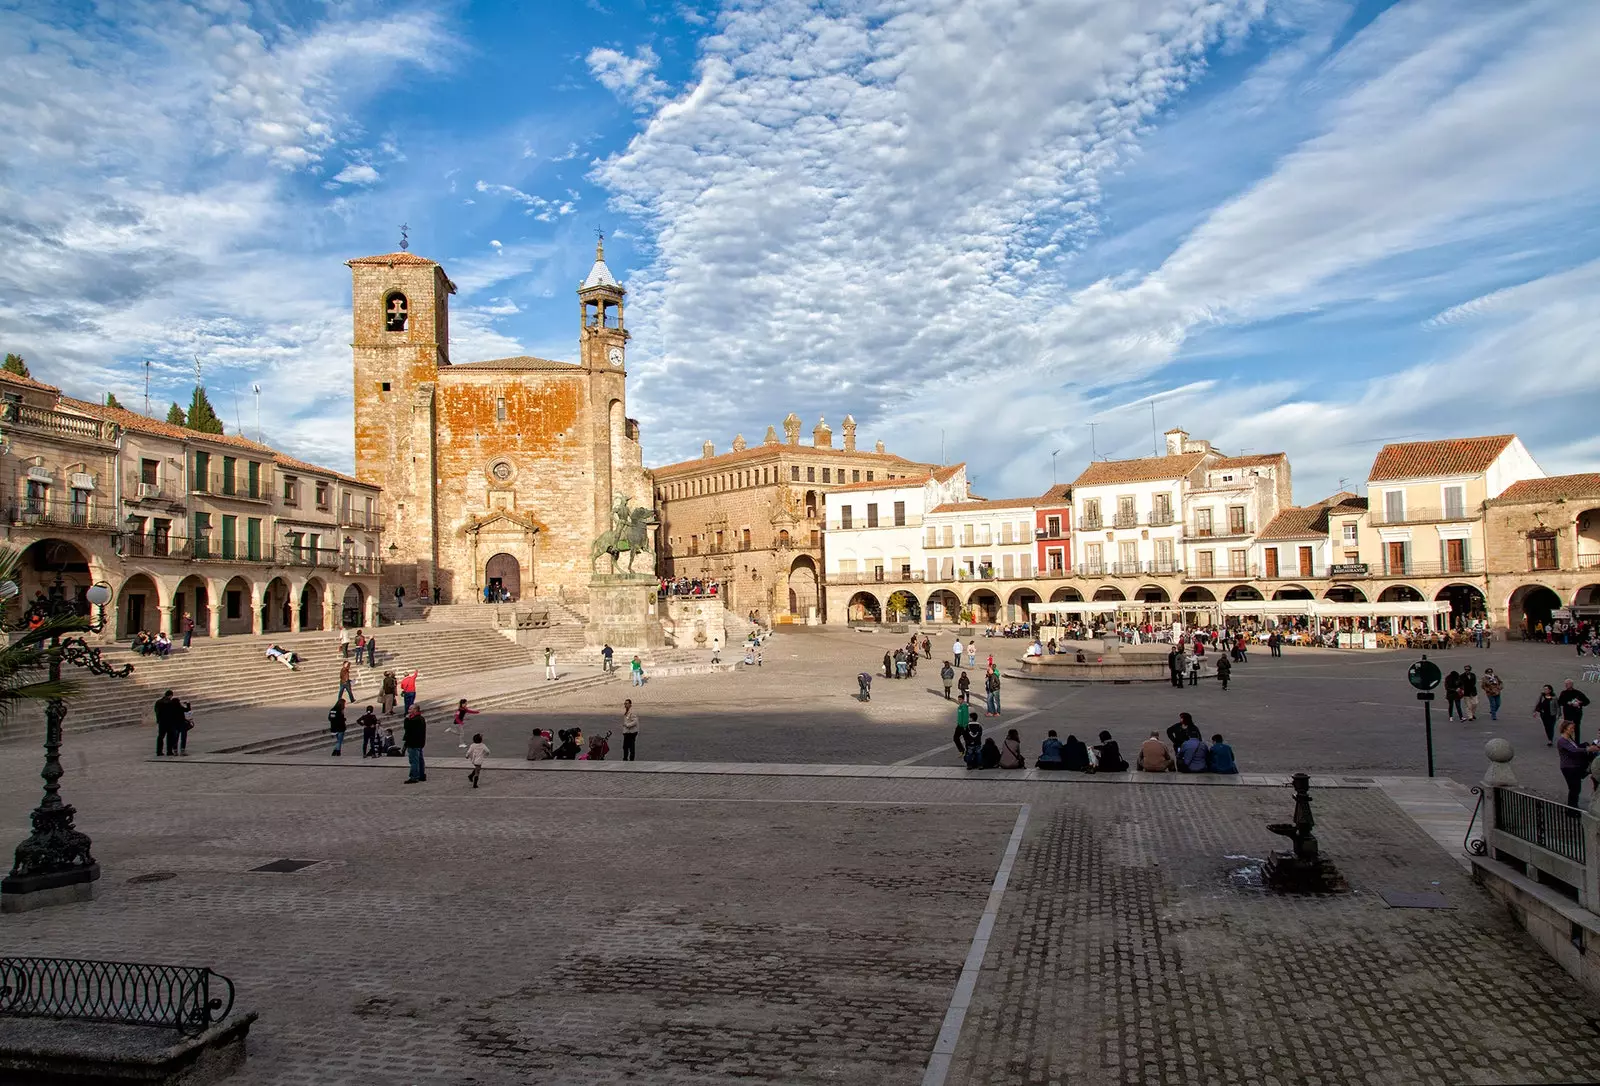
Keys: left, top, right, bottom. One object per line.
{"left": 578, "top": 235, "right": 631, "bottom": 546}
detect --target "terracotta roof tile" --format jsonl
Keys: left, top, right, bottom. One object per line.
{"left": 828, "top": 473, "right": 937, "bottom": 494}
{"left": 446, "top": 356, "right": 580, "bottom": 372}
{"left": 1367, "top": 435, "right": 1516, "bottom": 482}
{"left": 653, "top": 444, "right": 932, "bottom": 475}
{"left": 0, "top": 370, "right": 62, "bottom": 394}
{"left": 1071, "top": 451, "right": 1208, "bottom": 487}
{"left": 1494, "top": 473, "right": 1600, "bottom": 504}
{"left": 346, "top": 252, "right": 440, "bottom": 266}
{"left": 1037, "top": 484, "right": 1072, "bottom": 504}
{"left": 1258, "top": 507, "right": 1330, "bottom": 540}
{"left": 928, "top": 496, "right": 1040, "bottom": 514}
{"left": 1211, "top": 453, "right": 1286, "bottom": 470}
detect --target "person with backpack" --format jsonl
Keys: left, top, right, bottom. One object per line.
{"left": 857, "top": 672, "right": 872, "bottom": 702}
{"left": 328, "top": 698, "right": 348, "bottom": 757}
{"left": 940, "top": 661, "right": 955, "bottom": 700}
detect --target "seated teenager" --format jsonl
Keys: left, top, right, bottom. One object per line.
{"left": 980, "top": 737, "right": 1001, "bottom": 769}
{"left": 1062, "top": 734, "right": 1091, "bottom": 771}
{"left": 1093, "top": 730, "right": 1128, "bottom": 772}
{"left": 998, "top": 729, "right": 1025, "bottom": 769}
{"left": 1207, "top": 734, "right": 1238, "bottom": 774}
{"left": 1177, "top": 733, "right": 1210, "bottom": 773}
{"left": 1137, "top": 732, "right": 1174, "bottom": 772}
{"left": 1036, "top": 730, "right": 1065, "bottom": 768}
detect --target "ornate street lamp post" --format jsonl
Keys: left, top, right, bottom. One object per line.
{"left": 0, "top": 571, "right": 132, "bottom": 913}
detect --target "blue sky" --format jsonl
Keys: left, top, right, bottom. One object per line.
{"left": 2, "top": 0, "right": 1597, "bottom": 503}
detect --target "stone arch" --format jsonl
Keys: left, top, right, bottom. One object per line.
{"left": 926, "top": 589, "right": 962, "bottom": 623}
{"left": 788, "top": 554, "right": 819, "bottom": 620}
{"left": 1574, "top": 583, "right": 1600, "bottom": 608}
{"left": 886, "top": 589, "right": 922, "bottom": 623}
{"left": 847, "top": 590, "right": 882, "bottom": 624}
{"left": 1272, "top": 585, "right": 1314, "bottom": 600}
{"left": 1050, "top": 586, "right": 1084, "bottom": 603}
{"left": 341, "top": 583, "right": 367, "bottom": 628}
{"left": 298, "top": 576, "right": 327, "bottom": 632}
{"left": 1007, "top": 587, "right": 1041, "bottom": 623}
{"left": 1092, "top": 586, "right": 1126, "bottom": 602}
{"left": 1135, "top": 584, "right": 1169, "bottom": 603}
{"left": 383, "top": 290, "right": 408, "bottom": 331}
{"left": 1224, "top": 585, "right": 1263, "bottom": 601}
{"left": 220, "top": 574, "right": 256, "bottom": 636}
{"left": 116, "top": 572, "right": 163, "bottom": 639}
{"left": 1323, "top": 584, "right": 1367, "bottom": 603}
{"left": 485, "top": 553, "right": 521, "bottom": 601}
{"left": 1507, "top": 583, "right": 1561, "bottom": 638}
{"left": 1376, "top": 584, "right": 1423, "bottom": 603}
{"left": 967, "top": 588, "right": 1000, "bottom": 624}
{"left": 175, "top": 573, "right": 213, "bottom": 637}
{"left": 1178, "top": 586, "right": 1216, "bottom": 603}
{"left": 262, "top": 575, "right": 294, "bottom": 633}
{"left": 14, "top": 538, "right": 100, "bottom": 612}
{"left": 1435, "top": 583, "right": 1486, "bottom": 626}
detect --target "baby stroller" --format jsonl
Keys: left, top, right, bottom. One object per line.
{"left": 376, "top": 728, "right": 402, "bottom": 757}
{"left": 583, "top": 731, "right": 612, "bottom": 761}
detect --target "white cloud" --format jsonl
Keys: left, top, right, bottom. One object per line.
{"left": 586, "top": 44, "right": 669, "bottom": 108}
{"left": 331, "top": 163, "right": 380, "bottom": 185}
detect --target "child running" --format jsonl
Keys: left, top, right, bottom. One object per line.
{"left": 465, "top": 733, "right": 489, "bottom": 789}
{"left": 452, "top": 698, "right": 480, "bottom": 747}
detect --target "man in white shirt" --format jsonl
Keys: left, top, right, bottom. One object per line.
{"left": 952, "top": 638, "right": 964, "bottom": 668}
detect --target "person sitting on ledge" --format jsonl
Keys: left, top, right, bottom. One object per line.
{"left": 979, "top": 736, "right": 1001, "bottom": 770}
{"left": 1167, "top": 713, "right": 1201, "bottom": 757}
{"left": 1137, "top": 731, "right": 1174, "bottom": 772}
{"left": 1093, "top": 730, "right": 1127, "bottom": 772}
{"left": 1207, "top": 734, "right": 1238, "bottom": 774}
{"left": 1062, "top": 734, "right": 1091, "bottom": 771}
{"left": 998, "top": 728, "right": 1025, "bottom": 769}
{"left": 1075, "top": 648, "right": 1087, "bottom": 663}
{"left": 1036, "top": 730, "right": 1065, "bottom": 768}
{"left": 1177, "top": 731, "right": 1210, "bottom": 773}
{"left": 153, "top": 631, "right": 173, "bottom": 657}
{"left": 1026, "top": 639, "right": 1043, "bottom": 658}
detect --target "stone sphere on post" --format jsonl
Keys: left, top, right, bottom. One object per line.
{"left": 1482, "top": 737, "right": 1517, "bottom": 788}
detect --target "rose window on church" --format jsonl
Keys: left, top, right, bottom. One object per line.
{"left": 490, "top": 460, "right": 513, "bottom": 482}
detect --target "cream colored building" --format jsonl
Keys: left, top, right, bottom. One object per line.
{"left": 1483, "top": 473, "right": 1600, "bottom": 635}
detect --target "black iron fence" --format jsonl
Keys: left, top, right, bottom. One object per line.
{"left": 0, "top": 957, "right": 235, "bottom": 1037}
{"left": 1493, "top": 788, "right": 1587, "bottom": 864}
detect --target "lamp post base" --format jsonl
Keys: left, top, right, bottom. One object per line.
{"left": 1, "top": 863, "right": 99, "bottom": 913}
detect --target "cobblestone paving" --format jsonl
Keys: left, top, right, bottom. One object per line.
{"left": 944, "top": 785, "right": 1598, "bottom": 1086}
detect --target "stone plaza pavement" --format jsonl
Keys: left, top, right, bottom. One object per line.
{"left": 1, "top": 741, "right": 1597, "bottom": 1085}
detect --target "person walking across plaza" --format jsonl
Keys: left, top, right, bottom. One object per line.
{"left": 630, "top": 655, "right": 644, "bottom": 686}
{"left": 1268, "top": 631, "right": 1282, "bottom": 658}
{"left": 1444, "top": 669, "right": 1463, "bottom": 720}
{"left": 465, "top": 733, "right": 489, "bottom": 788}
{"left": 328, "top": 698, "right": 347, "bottom": 756}
{"left": 403, "top": 704, "right": 427, "bottom": 783}
{"left": 1481, "top": 668, "right": 1504, "bottom": 721}
{"left": 952, "top": 637, "right": 964, "bottom": 670}
{"left": 544, "top": 647, "right": 557, "bottom": 682}
{"left": 337, "top": 658, "right": 356, "bottom": 704}
{"left": 621, "top": 699, "right": 640, "bottom": 761}
{"left": 1557, "top": 679, "right": 1590, "bottom": 729}
{"left": 452, "top": 698, "right": 480, "bottom": 747}
{"left": 957, "top": 668, "right": 972, "bottom": 703}
{"left": 359, "top": 704, "right": 380, "bottom": 758}
{"left": 400, "top": 669, "right": 418, "bottom": 714}
{"left": 984, "top": 669, "right": 1002, "bottom": 716}
{"left": 1460, "top": 665, "right": 1479, "bottom": 721}
{"left": 1556, "top": 720, "right": 1598, "bottom": 808}
{"left": 602, "top": 643, "right": 615, "bottom": 674}
{"left": 1534, "top": 684, "right": 1560, "bottom": 745}
{"left": 940, "top": 660, "right": 955, "bottom": 700}
{"left": 883, "top": 650, "right": 894, "bottom": 680}
{"left": 380, "top": 670, "right": 397, "bottom": 716}
{"left": 1215, "top": 654, "right": 1231, "bottom": 691}
{"left": 339, "top": 627, "right": 351, "bottom": 659}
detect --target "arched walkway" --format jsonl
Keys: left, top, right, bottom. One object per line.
{"left": 1225, "top": 585, "right": 1263, "bottom": 601}
{"left": 1093, "top": 586, "right": 1126, "bottom": 602}
{"left": 1178, "top": 586, "right": 1215, "bottom": 603}
{"left": 175, "top": 573, "right": 211, "bottom": 637}
{"left": 485, "top": 553, "right": 521, "bottom": 602}
{"left": 341, "top": 584, "right": 367, "bottom": 629}
{"left": 1377, "top": 585, "right": 1423, "bottom": 603}
{"left": 15, "top": 539, "right": 95, "bottom": 613}
{"left": 1435, "top": 583, "right": 1486, "bottom": 627}
{"left": 221, "top": 575, "right": 255, "bottom": 636}
{"left": 926, "top": 589, "right": 961, "bottom": 623}
{"left": 1576, "top": 506, "right": 1600, "bottom": 566}
{"left": 298, "top": 577, "right": 326, "bottom": 632}
{"left": 886, "top": 590, "right": 921, "bottom": 623}
{"left": 968, "top": 589, "right": 1000, "bottom": 624}
{"left": 1507, "top": 584, "right": 1561, "bottom": 639}
{"left": 1323, "top": 584, "right": 1367, "bottom": 603}
{"left": 262, "top": 576, "right": 293, "bottom": 633}
{"left": 788, "top": 555, "right": 820, "bottom": 621}
{"left": 1574, "top": 583, "right": 1600, "bottom": 608}
{"left": 847, "top": 590, "right": 881, "bottom": 624}
{"left": 1135, "top": 584, "right": 1169, "bottom": 603}
{"left": 1007, "top": 588, "right": 1041, "bottom": 623}
{"left": 117, "top": 573, "right": 161, "bottom": 639}
{"left": 1272, "top": 585, "right": 1314, "bottom": 600}
{"left": 1050, "top": 587, "right": 1084, "bottom": 603}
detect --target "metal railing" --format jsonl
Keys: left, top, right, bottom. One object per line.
{"left": 6, "top": 501, "right": 121, "bottom": 531}
{"left": 831, "top": 570, "right": 925, "bottom": 585}
{"left": 1377, "top": 559, "right": 1485, "bottom": 577}
{"left": 124, "top": 473, "right": 184, "bottom": 503}
{"left": 1112, "top": 513, "right": 1138, "bottom": 528}
{"left": 1493, "top": 788, "right": 1587, "bottom": 864}
{"left": 0, "top": 957, "right": 235, "bottom": 1037}
{"left": 338, "top": 511, "right": 386, "bottom": 531}
{"left": 0, "top": 402, "right": 119, "bottom": 444}
{"left": 1370, "top": 504, "right": 1480, "bottom": 526}
{"left": 190, "top": 473, "right": 271, "bottom": 502}
{"left": 1189, "top": 564, "right": 1257, "bottom": 581}
{"left": 1079, "top": 516, "right": 1103, "bottom": 531}
{"left": 1074, "top": 561, "right": 1184, "bottom": 577}
{"left": 1148, "top": 510, "right": 1175, "bottom": 526}
{"left": 1186, "top": 522, "right": 1254, "bottom": 539}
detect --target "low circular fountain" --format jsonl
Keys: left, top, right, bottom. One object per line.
{"left": 1013, "top": 637, "right": 1173, "bottom": 682}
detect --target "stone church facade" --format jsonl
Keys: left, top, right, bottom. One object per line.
{"left": 349, "top": 241, "right": 650, "bottom": 608}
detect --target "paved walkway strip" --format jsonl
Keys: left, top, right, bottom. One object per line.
{"left": 923, "top": 803, "right": 1031, "bottom": 1086}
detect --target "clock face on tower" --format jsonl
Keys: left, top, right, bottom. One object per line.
{"left": 607, "top": 346, "right": 624, "bottom": 367}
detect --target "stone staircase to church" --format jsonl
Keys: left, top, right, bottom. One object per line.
{"left": 0, "top": 627, "right": 539, "bottom": 742}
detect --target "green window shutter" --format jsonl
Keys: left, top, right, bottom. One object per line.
{"left": 221, "top": 515, "right": 236, "bottom": 560}
{"left": 247, "top": 518, "right": 261, "bottom": 561}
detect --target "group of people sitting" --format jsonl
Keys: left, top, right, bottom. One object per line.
{"left": 130, "top": 630, "right": 174, "bottom": 657}
{"left": 659, "top": 577, "right": 720, "bottom": 598}
{"left": 265, "top": 644, "right": 301, "bottom": 670}
{"left": 525, "top": 727, "right": 612, "bottom": 761}
{"left": 951, "top": 715, "right": 1238, "bottom": 774}
{"left": 1134, "top": 713, "right": 1239, "bottom": 773}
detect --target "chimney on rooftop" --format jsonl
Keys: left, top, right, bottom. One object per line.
{"left": 1164, "top": 428, "right": 1188, "bottom": 457}
{"left": 732, "top": 434, "right": 747, "bottom": 452}
{"left": 813, "top": 416, "right": 832, "bottom": 448}
{"left": 874, "top": 440, "right": 885, "bottom": 455}
{"left": 842, "top": 415, "right": 857, "bottom": 452}
{"left": 702, "top": 440, "right": 715, "bottom": 459}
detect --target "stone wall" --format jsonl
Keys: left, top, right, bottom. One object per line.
{"left": 662, "top": 595, "right": 727, "bottom": 649}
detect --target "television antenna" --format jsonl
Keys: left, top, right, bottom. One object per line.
{"left": 1051, "top": 449, "right": 1061, "bottom": 485}
{"left": 1087, "top": 422, "right": 1098, "bottom": 461}
{"left": 143, "top": 360, "right": 151, "bottom": 415}
{"left": 253, "top": 384, "right": 262, "bottom": 442}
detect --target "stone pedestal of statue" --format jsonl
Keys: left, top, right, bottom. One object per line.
{"left": 586, "top": 573, "right": 666, "bottom": 650}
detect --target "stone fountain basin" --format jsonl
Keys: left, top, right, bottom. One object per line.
{"left": 1013, "top": 641, "right": 1172, "bottom": 682}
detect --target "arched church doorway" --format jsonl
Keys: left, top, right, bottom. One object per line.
{"left": 485, "top": 553, "right": 521, "bottom": 602}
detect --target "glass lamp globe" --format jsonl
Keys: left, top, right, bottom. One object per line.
{"left": 85, "top": 584, "right": 112, "bottom": 607}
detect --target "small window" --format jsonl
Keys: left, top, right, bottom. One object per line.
{"left": 380, "top": 381, "right": 391, "bottom": 392}
{"left": 384, "top": 291, "right": 408, "bottom": 332}
{"left": 866, "top": 503, "right": 879, "bottom": 528}
{"left": 865, "top": 471, "right": 874, "bottom": 481}
{"left": 25, "top": 480, "right": 47, "bottom": 513}
{"left": 140, "top": 458, "right": 158, "bottom": 486}
{"left": 822, "top": 467, "right": 831, "bottom": 483}
{"left": 841, "top": 506, "right": 853, "bottom": 530}
{"left": 806, "top": 466, "right": 815, "bottom": 482}
{"left": 315, "top": 481, "right": 330, "bottom": 508}
{"left": 893, "top": 501, "right": 906, "bottom": 527}
{"left": 852, "top": 469, "right": 860, "bottom": 482}
{"left": 283, "top": 476, "right": 299, "bottom": 506}
{"left": 791, "top": 466, "right": 799, "bottom": 481}
{"left": 496, "top": 397, "right": 507, "bottom": 422}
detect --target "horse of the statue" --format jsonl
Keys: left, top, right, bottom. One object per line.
{"left": 590, "top": 497, "right": 654, "bottom": 574}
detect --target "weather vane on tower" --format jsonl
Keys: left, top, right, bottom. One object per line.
{"left": 399, "top": 223, "right": 410, "bottom": 252}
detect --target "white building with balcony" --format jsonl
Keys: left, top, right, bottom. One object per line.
{"left": 822, "top": 464, "right": 968, "bottom": 621}
{"left": 1070, "top": 430, "right": 1217, "bottom": 582}
{"left": 1181, "top": 452, "right": 1291, "bottom": 588}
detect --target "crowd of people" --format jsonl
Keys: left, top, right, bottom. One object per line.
{"left": 1532, "top": 617, "right": 1598, "bottom": 653}
{"left": 948, "top": 712, "right": 1239, "bottom": 775}
{"left": 660, "top": 577, "right": 720, "bottom": 597}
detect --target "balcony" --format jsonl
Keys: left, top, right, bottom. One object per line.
{"left": 1185, "top": 521, "right": 1255, "bottom": 540}
{"left": 1147, "top": 510, "right": 1175, "bottom": 526}
{"left": 337, "top": 511, "right": 386, "bottom": 532}
{"left": 1075, "top": 561, "right": 1184, "bottom": 578}
{"left": 0, "top": 402, "right": 118, "bottom": 446}
{"left": 190, "top": 473, "right": 272, "bottom": 503}
{"left": 1578, "top": 554, "right": 1600, "bottom": 570}
{"left": 1112, "top": 513, "right": 1138, "bottom": 529}
{"left": 123, "top": 473, "right": 184, "bottom": 505}
{"left": 1374, "top": 559, "right": 1485, "bottom": 577}
{"left": 1079, "top": 516, "right": 1103, "bottom": 531}
{"left": 831, "top": 570, "right": 926, "bottom": 586}
{"left": 923, "top": 535, "right": 956, "bottom": 549}
{"left": 7, "top": 501, "right": 121, "bottom": 532}
{"left": 1188, "top": 564, "right": 1257, "bottom": 581}
{"left": 1369, "top": 505, "right": 1480, "bottom": 526}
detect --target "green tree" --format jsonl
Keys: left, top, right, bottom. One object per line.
{"left": 166, "top": 403, "right": 186, "bottom": 426}
{"left": 185, "top": 386, "right": 224, "bottom": 434}
{"left": 2, "top": 353, "right": 29, "bottom": 378}
{"left": 104, "top": 393, "right": 123, "bottom": 410}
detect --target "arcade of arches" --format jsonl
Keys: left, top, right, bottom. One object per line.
{"left": 11, "top": 538, "right": 380, "bottom": 642}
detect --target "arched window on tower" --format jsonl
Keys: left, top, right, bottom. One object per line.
{"left": 384, "top": 291, "right": 409, "bottom": 332}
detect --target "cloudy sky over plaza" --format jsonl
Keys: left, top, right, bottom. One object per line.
{"left": 2, "top": 0, "right": 1596, "bottom": 500}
